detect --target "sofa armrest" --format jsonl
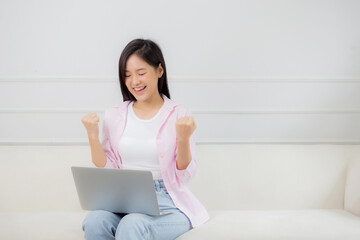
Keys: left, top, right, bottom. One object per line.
{"left": 344, "top": 157, "right": 360, "bottom": 216}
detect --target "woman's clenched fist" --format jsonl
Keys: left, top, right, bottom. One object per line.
{"left": 81, "top": 113, "right": 100, "bottom": 140}
{"left": 175, "top": 116, "right": 196, "bottom": 142}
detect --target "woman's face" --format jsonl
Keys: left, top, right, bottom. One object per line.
{"left": 125, "top": 54, "right": 163, "bottom": 102}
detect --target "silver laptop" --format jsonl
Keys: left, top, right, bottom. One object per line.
{"left": 71, "top": 166, "right": 172, "bottom": 216}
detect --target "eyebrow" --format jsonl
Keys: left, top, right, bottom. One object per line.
{"left": 125, "top": 68, "right": 147, "bottom": 72}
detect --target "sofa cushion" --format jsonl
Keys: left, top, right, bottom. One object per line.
{"left": 345, "top": 157, "right": 360, "bottom": 217}
{"left": 177, "top": 210, "right": 360, "bottom": 239}
{"left": 1, "top": 210, "right": 360, "bottom": 240}
{"left": 189, "top": 144, "right": 354, "bottom": 211}
{"left": 0, "top": 212, "right": 86, "bottom": 240}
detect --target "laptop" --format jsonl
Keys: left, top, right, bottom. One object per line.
{"left": 71, "top": 166, "right": 172, "bottom": 216}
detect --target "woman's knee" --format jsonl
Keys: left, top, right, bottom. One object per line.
{"left": 82, "top": 210, "right": 119, "bottom": 232}
{"left": 115, "top": 213, "right": 150, "bottom": 238}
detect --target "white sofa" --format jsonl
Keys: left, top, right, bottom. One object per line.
{"left": 1, "top": 144, "right": 360, "bottom": 239}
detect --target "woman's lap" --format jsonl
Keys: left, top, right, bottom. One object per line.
{"left": 82, "top": 180, "right": 191, "bottom": 240}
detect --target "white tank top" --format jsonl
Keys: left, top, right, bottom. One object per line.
{"left": 118, "top": 101, "right": 164, "bottom": 180}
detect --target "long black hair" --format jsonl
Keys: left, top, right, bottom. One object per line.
{"left": 118, "top": 38, "right": 170, "bottom": 101}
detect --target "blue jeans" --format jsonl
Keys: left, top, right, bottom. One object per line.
{"left": 82, "top": 179, "right": 192, "bottom": 240}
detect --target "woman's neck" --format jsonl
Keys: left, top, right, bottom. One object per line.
{"left": 133, "top": 93, "right": 164, "bottom": 112}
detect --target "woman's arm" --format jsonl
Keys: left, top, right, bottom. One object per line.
{"left": 175, "top": 116, "right": 196, "bottom": 170}
{"left": 89, "top": 136, "right": 107, "bottom": 168}
{"left": 81, "top": 113, "right": 107, "bottom": 167}
{"left": 176, "top": 138, "right": 192, "bottom": 170}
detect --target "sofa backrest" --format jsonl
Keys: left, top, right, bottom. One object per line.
{"left": 0, "top": 145, "right": 92, "bottom": 212}
{"left": 1, "top": 144, "right": 359, "bottom": 212}
{"left": 188, "top": 144, "right": 360, "bottom": 211}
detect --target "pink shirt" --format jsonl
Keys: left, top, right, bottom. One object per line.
{"left": 98, "top": 93, "right": 210, "bottom": 228}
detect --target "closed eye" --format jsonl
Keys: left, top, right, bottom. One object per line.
{"left": 125, "top": 73, "right": 145, "bottom": 78}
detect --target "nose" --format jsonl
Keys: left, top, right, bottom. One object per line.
{"left": 131, "top": 75, "right": 141, "bottom": 86}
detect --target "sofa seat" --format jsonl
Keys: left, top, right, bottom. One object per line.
{"left": 0, "top": 212, "right": 87, "bottom": 240}
{"left": 1, "top": 209, "right": 360, "bottom": 240}
{"left": 178, "top": 209, "right": 360, "bottom": 240}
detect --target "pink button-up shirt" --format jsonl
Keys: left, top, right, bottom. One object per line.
{"left": 98, "top": 93, "right": 210, "bottom": 228}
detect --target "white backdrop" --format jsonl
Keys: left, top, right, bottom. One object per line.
{"left": 1, "top": 0, "right": 360, "bottom": 144}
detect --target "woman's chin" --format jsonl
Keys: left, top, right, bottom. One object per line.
{"left": 133, "top": 93, "right": 148, "bottom": 102}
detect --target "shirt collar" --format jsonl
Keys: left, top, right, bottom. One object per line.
{"left": 117, "top": 93, "right": 179, "bottom": 113}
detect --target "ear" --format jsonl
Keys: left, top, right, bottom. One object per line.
{"left": 158, "top": 63, "right": 164, "bottom": 77}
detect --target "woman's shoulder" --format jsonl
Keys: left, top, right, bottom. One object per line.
{"left": 104, "top": 101, "right": 131, "bottom": 119}
{"left": 172, "top": 102, "right": 193, "bottom": 117}
{"left": 174, "top": 103, "right": 190, "bottom": 112}
{"left": 163, "top": 94, "right": 192, "bottom": 116}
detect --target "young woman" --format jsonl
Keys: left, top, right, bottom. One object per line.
{"left": 80, "top": 38, "right": 209, "bottom": 240}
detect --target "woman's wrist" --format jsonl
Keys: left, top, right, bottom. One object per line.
{"left": 176, "top": 137, "right": 191, "bottom": 170}
{"left": 88, "top": 134, "right": 99, "bottom": 142}
{"left": 177, "top": 137, "right": 190, "bottom": 144}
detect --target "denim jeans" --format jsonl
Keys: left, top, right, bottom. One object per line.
{"left": 82, "top": 179, "right": 192, "bottom": 240}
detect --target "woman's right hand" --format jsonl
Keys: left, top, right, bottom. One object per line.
{"left": 81, "top": 113, "right": 100, "bottom": 140}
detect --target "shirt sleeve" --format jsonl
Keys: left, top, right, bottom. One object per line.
{"left": 98, "top": 110, "right": 119, "bottom": 169}
{"left": 174, "top": 108, "right": 198, "bottom": 185}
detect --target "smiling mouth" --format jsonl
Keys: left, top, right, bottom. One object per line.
{"left": 134, "top": 86, "right": 146, "bottom": 91}
{"left": 133, "top": 86, "right": 147, "bottom": 93}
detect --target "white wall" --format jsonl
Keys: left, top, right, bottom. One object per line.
{"left": 1, "top": 0, "right": 360, "bottom": 144}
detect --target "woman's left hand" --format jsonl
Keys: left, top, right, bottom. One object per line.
{"left": 175, "top": 116, "right": 196, "bottom": 141}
